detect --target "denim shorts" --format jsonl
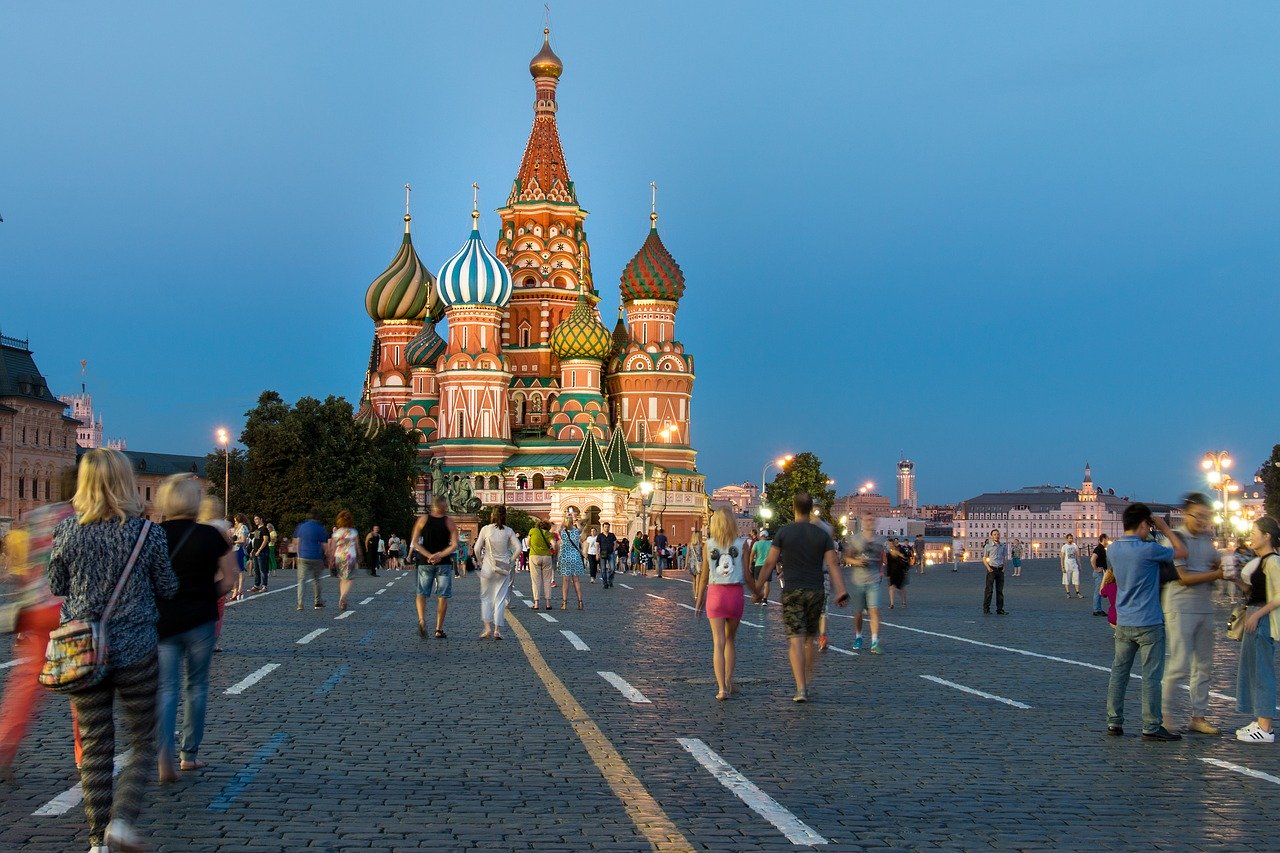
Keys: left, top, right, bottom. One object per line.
{"left": 849, "top": 579, "right": 882, "bottom": 612}
{"left": 417, "top": 562, "right": 453, "bottom": 598}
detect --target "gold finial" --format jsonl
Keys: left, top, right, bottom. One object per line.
{"left": 404, "top": 183, "right": 412, "bottom": 231}
{"left": 544, "top": 3, "right": 550, "bottom": 34}
{"left": 649, "top": 181, "right": 659, "bottom": 227}
{"left": 471, "top": 181, "right": 480, "bottom": 227}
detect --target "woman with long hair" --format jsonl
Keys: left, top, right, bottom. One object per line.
{"left": 331, "top": 510, "right": 362, "bottom": 611}
{"left": 197, "top": 496, "right": 231, "bottom": 653}
{"left": 47, "top": 448, "right": 179, "bottom": 852}
{"left": 558, "top": 516, "right": 587, "bottom": 610}
{"left": 1234, "top": 516, "right": 1280, "bottom": 743}
{"left": 694, "top": 508, "right": 749, "bottom": 701}
{"left": 475, "top": 506, "right": 522, "bottom": 640}
{"left": 155, "top": 475, "right": 236, "bottom": 783}
{"left": 634, "top": 531, "right": 653, "bottom": 577}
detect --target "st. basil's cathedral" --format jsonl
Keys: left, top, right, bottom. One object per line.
{"left": 357, "top": 28, "right": 706, "bottom": 544}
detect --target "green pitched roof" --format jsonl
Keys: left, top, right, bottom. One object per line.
{"left": 604, "top": 425, "right": 639, "bottom": 486}
{"left": 560, "top": 431, "right": 612, "bottom": 486}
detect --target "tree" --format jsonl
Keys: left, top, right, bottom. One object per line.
{"left": 476, "top": 505, "right": 540, "bottom": 537}
{"left": 1260, "top": 446, "right": 1280, "bottom": 521}
{"left": 204, "top": 447, "right": 248, "bottom": 518}
{"left": 761, "top": 451, "right": 836, "bottom": 533}
{"left": 206, "top": 390, "right": 420, "bottom": 539}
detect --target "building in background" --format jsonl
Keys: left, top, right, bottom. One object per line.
{"left": 896, "top": 457, "right": 917, "bottom": 510}
{"left": 834, "top": 490, "right": 891, "bottom": 522}
{"left": 58, "top": 364, "right": 126, "bottom": 451}
{"left": 710, "top": 482, "right": 759, "bottom": 516}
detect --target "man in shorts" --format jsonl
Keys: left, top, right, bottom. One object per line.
{"left": 753, "top": 493, "right": 849, "bottom": 702}
{"left": 411, "top": 497, "right": 458, "bottom": 638}
{"left": 751, "top": 531, "right": 772, "bottom": 605}
{"left": 1061, "top": 534, "right": 1083, "bottom": 599}
{"left": 844, "top": 515, "right": 884, "bottom": 653}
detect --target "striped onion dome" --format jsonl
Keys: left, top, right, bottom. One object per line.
{"left": 354, "top": 396, "right": 385, "bottom": 440}
{"left": 405, "top": 322, "right": 446, "bottom": 369}
{"left": 551, "top": 293, "right": 613, "bottom": 361}
{"left": 365, "top": 216, "right": 442, "bottom": 322}
{"left": 620, "top": 217, "right": 685, "bottom": 302}
{"left": 436, "top": 212, "right": 514, "bottom": 309}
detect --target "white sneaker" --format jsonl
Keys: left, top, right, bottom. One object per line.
{"left": 1236, "top": 723, "right": 1275, "bottom": 743}
{"left": 89, "top": 847, "right": 110, "bottom": 853}
{"left": 105, "top": 819, "right": 145, "bottom": 852}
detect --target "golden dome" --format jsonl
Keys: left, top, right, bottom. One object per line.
{"left": 529, "top": 28, "right": 563, "bottom": 79}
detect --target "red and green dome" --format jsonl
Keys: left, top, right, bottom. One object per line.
{"left": 405, "top": 323, "right": 446, "bottom": 369}
{"left": 620, "top": 220, "right": 684, "bottom": 302}
{"left": 365, "top": 218, "right": 442, "bottom": 323}
{"left": 551, "top": 293, "right": 613, "bottom": 361}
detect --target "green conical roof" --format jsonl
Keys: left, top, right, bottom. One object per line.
{"left": 604, "top": 425, "right": 639, "bottom": 486}
{"left": 561, "top": 430, "right": 612, "bottom": 485}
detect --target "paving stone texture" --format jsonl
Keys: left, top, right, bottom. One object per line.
{"left": 1, "top": 559, "right": 1276, "bottom": 851}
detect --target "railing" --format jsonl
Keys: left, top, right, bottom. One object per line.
{"left": 0, "top": 333, "right": 30, "bottom": 351}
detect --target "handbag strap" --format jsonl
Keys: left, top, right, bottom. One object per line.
{"left": 102, "top": 520, "right": 151, "bottom": 626}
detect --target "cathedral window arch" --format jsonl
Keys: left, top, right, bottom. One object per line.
{"left": 532, "top": 473, "right": 545, "bottom": 489}
{"left": 523, "top": 276, "right": 536, "bottom": 288}
{"left": 475, "top": 475, "right": 485, "bottom": 490}
{"left": 488, "top": 476, "right": 500, "bottom": 490}
{"left": 517, "top": 475, "right": 528, "bottom": 490}
{"left": 519, "top": 323, "right": 531, "bottom": 348}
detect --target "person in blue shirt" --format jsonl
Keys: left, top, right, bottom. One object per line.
{"left": 292, "top": 507, "right": 331, "bottom": 611}
{"left": 1105, "top": 503, "right": 1186, "bottom": 741}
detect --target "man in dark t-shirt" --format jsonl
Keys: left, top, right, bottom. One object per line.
{"left": 753, "top": 492, "right": 848, "bottom": 703}
{"left": 1091, "top": 535, "right": 1110, "bottom": 616}
{"left": 598, "top": 523, "right": 618, "bottom": 588}
{"left": 249, "top": 516, "right": 271, "bottom": 593}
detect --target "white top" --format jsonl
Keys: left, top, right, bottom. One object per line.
{"left": 585, "top": 534, "right": 599, "bottom": 556}
{"left": 476, "top": 523, "right": 522, "bottom": 570}
{"left": 388, "top": 535, "right": 401, "bottom": 552}
{"left": 1060, "top": 543, "right": 1079, "bottom": 566}
{"left": 706, "top": 536, "right": 747, "bottom": 585}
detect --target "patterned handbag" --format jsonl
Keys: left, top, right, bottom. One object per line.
{"left": 39, "top": 521, "right": 151, "bottom": 693}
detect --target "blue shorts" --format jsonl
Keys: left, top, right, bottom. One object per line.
{"left": 416, "top": 562, "right": 453, "bottom": 598}
{"left": 850, "top": 579, "right": 882, "bottom": 612}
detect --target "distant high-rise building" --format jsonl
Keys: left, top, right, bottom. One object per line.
{"left": 897, "top": 457, "right": 916, "bottom": 509}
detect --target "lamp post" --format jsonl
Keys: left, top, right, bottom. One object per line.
{"left": 639, "top": 479, "right": 654, "bottom": 540}
{"left": 758, "top": 505, "right": 774, "bottom": 534}
{"left": 1202, "top": 451, "right": 1235, "bottom": 537}
{"left": 216, "top": 427, "right": 230, "bottom": 520}
{"left": 759, "top": 454, "right": 793, "bottom": 527}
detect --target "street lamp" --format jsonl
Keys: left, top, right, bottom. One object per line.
{"left": 1203, "top": 451, "right": 1236, "bottom": 536}
{"left": 759, "top": 454, "right": 793, "bottom": 523}
{"left": 858, "top": 481, "right": 874, "bottom": 495}
{"left": 638, "top": 478, "right": 654, "bottom": 539}
{"left": 215, "top": 427, "right": 230, "bottom": 520}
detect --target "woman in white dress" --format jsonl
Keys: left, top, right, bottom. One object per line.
{"left": 475, "top": 506, "right": 522, "bottom": 641}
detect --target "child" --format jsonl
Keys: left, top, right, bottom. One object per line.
{"left": 1100, "top": 568, "right": 1118, "bottom": 627}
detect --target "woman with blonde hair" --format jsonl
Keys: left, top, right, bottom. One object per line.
{"left": 198, "top": 496, "right": 231, "bottom": 653}
{"left": 331, "top": 510, "right": 362, "bottom": 611}
{"left": 155, "top": 475, "right": 235, "bottom": 783}
{"left": 558, "top": 514, "right": 587, "bottom": 610}
{"left": 48, "top": 448, "right": 178, "bottom": 852}
{"left": 694, "top": 507, "right": 749, "bottom": 700}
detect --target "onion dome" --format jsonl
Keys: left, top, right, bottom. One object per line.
{"left": 405, "top": 323, "right": 446, "bottom": 369}
{"left": 354, "top": 396, "right": 385, "bottom": 440}
{"left": 365, "top": 215, "right": 441, "bottom": 322}
{"left": 529, "top": 28, "right": 563, "bottom": 79}
{"left": 437, "top": 210, "right": 514, "bottom": 309}
{"left": 611, "top": 307, "right": 630, "bottom": 354}
{"left": 551, "top": 292, "right": 613, "bottom": 361}
{"left": 620, "top": 214, "right": 685, "bottom": 302}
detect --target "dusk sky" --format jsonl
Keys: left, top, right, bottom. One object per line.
{"left": 3, "top": 3, "right": 1278, "bottom": 504}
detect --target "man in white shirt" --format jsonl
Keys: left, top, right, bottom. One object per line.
{"left": 1061, "top": 534, "right": 1082, "bottom": 599}
{"left": 585, "top": 527, "right": 600, "bottom": 583}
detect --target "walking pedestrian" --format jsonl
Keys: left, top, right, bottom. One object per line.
{"left": 752, "top": 492, "right": 849, "bottom": 703}
{"left": 230, "top": 514, "right": 250, "bottom": 599}
{"left": 616, "top": 535, "right": 630, "bottom": 575}
{"left": 47, "top": 448, "right": 179, "bottom": 852}
{"left": 266, "top": 523, "right": 279, "bottom": 575}
{"left": 1091, "top": 535, "right": 1110, "bottom": 616}
{"left": 634, "top": 531, "right": 653, "bottom": 577}
{"left": 197, "top": 497, "right": 231, "bottom": 654}
{"left": 476, "top": 507, "right": 521, "bottom": 641}
{"left": 248, "top": 515, "right": 270, "bottom": 593}
{"left": 914, "top": 533, "right": 926, "bottom": 574}
{"left": 654, "top": 528, "right": 669, "bottom": 578}
{"left": 1232, "top": 516, "right": 1280, "bottom": 743}
{"left": 155, "top": 474, "right": 235, "bottom": 783}
{"left": 411, "top": 496, "right": 458, "bottom": 638}
{"left": 694, "top": 508, "right": 748, "bottom": 700}
{"left": 387, "top": 533, "right": 402, "bottom": 571}
{"left": 1104, "top": 503, "right": 1185, "bottom": 741}
{"left": 982, "top": 530, "right": 1009, "bottom": 615}
{"left": 293, "top": 507, "right": 330, "bottom": 610}
{"left": 331, "top": 511, "right": 362, "bottom": 612}
{"left": 751, "top": 530, "right": 771, "bottom": 605}
{"left": 527, "top": 519, "right": 555, "bottom": 609}
{"left": 558, "top": 517, "right": 586, "bottom": 610}
{"left": 598, "top": 523, "right": 618, "bottom": 588}
{"left": 585, "top": 526, "right": 600, "bottom": 583}
{"left": 687, "top": 530, "right": 703, "bottom": 582}
{"left": 885, "top": 538, "right": 908, "bottom": 610}
{"left": 1061, "top": 534, "right": 1083, "bottom": 599}
{"left": 364, "top": 525, "right": 384, "bottom": 577}
{"left": 1010, "top": 539, "right": 1023, "bottom": 577}
{"left": 1161, "top": 493, "right": 1226, "bottom": 736}
{"left": 844, "top": 515, "right": 885, "bottom": 653}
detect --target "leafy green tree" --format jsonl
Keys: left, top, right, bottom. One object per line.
{"left": 761, "top": 451, "right": 836, "bottom": 533}
{"left": 1260, "top": 446, "right": 1280, "bottom": 520}
{"left": 204, "top": 447, "right": 248, "bottom": 518}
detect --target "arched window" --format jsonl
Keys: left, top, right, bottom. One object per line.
{"left": 488, "top": 476, "right": 500, "bottom": 490}
{"left": 475, "top": 475, "right": 485, "bottom": 490}
{"left": 532, "top": 473, "right": 545, "bottom": 489}
{"left": 519, "top": 323, "right": 531, "bottom": 347}
{"left": 517, "top": 475, "right": 528, "bottom": 490}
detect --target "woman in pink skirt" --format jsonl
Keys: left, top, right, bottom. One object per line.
{"left": 694, "top": 507, "right": 749, "bottom": 701}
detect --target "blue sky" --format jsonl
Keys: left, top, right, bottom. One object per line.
{"left": 2, "top": 2, "right": 1277, "bottom": 504}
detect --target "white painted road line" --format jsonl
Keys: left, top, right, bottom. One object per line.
{"left": 296, "top": 628, "right": 329, "bottom": 645}
{"left": 375, "top": 589, "right": 387, "bottom": 595}
{"left": 513, "top": 590, "right": 524, "bottom": 596}
{"left": 599, "top": 671, "right": 651, "bottom": 703}
{"left": 224, "top": 663, "right": 282, "bottom": 695}
{"left": 384, "top": 582, "right": 395, "bottom": 587}
{"left": 619, "top": 583, "right": 634, "bottom": 589}
{"left": 561, "top": 630, "right": 590, "bottom": 651}
{"left": 359, "top": 597, "right": 374, "bottom": 605}
{"left": 646, "top": 593, "right": 665, "bottom": 600}
{"left": 226, "top": 582, "right": 299, "bottom": 607}
{"left": 678, "top": 602, "right": 696, "bottom": 611}
{"left": 520, "top": 598, "right": 534, "bottom": 608}
{"left": 33, "top": 752, "right": 129, "bottom": 816}
{"left": 1201, "top": 757, "right": 1280, "bottom": 786}
{"left": 829, "top": 647, "right": 858, "bottom": 657}
{"left": 335, "top": 611, "right": 354, "bottom": 620}
{"left": 921, "top": 674, "right": 1031, "bottom": 709}
{"left": 539, "top": 612, "right": 558, "bottom": 623}
{"left": 677, "top": 737, "right": 828, "bottom": 846}
{"left": 741, "top": 620, "right": 763, "bottom": 628}
{"left": 1, "top": 657, "right": 28, "bottom": 670}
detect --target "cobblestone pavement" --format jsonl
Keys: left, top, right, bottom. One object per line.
{"left": 1, "top": 559, "right": 1277, "bottom": 851}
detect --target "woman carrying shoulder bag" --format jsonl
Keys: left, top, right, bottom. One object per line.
{"left": 475, "top": 507, "right": 521, "bottom": 640}
{"left": 1233, "top": 516, "right": 1280, "bottom": 743}
{"left": 155, "top": 475, "right": 236, "bottom": 783}
{"left": 47, "top": 449, "right": 179, "bottom": 853}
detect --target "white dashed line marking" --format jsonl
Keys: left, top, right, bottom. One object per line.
{"left": 335, "top": 611, "right": 354, "bottom": 620}
{"left": 521, "top": 598, "right": 534, "bottom": 608}
{"left": 226, "top": 583, "right": 299, "bottom": 607}
{"left": 561, "top": 630, "right": 590, "bottom": 651}
{"left": 619, "top": 583, "right": 634, "bottom": 589}
{"left": 539, "top": 612, "right": 558, "bottom": 623}
{"left": 921, "top": 674, "right": 1031, "bottom": 709}
{"left": 829, "top": 647, "right": 858, "bottom": 657}
{"left": 375, "top": 589, "right": 387, "bottom": 595}
{"left": 224, "top": 663, "right": 281, "bottom": 695}
{"left": 296, "top": 628, "right": 329, "bottom": 645}
{"left": 645, "top": 593, "right": 665, "bottom": 601}
{"left": 1, "top": 658, "right": 28, "bottom": 670}
{"left": 33, "top": 752, "right": 129, "bottom": 816}
{"left": 1201, "top": 757, "right": 1280, "bottom": 786}
{"left": 359, "top": 597, "right": 374, "bottom": 605}
{"left": 741, "top": 620, "right": 763, "bottom": 628}
{"left": 677, "top": 602, "right": 696, "bottom": 611}
{"left": 598, "top": 671, "right": 651, "bottom": 703}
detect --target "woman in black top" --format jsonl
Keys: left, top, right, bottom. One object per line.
{"left": 885, "top": 538, "right": 908, "bottom": 609}
{"left": 156, "top": 475, "right": 235, "bottom": 781}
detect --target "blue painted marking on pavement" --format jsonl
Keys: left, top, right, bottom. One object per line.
{"left": 358, "top": 629, "right": 375, "bottom": 647}
{"left": 208, "top": 732, "right": 289, "bottom": 812}
{"left": 315, "top": 664, "right": 351, "bottom": 697}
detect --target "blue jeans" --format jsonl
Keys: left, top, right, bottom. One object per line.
{"left": 253, "top": 553, "right": 270, "bottom": 588}
{"left": 1093, "top": 571, "right": 1105, "bottom": 612}
{"left": 1107, "top": 623, "right": 1166, "bottom": 733}
{"left": 157, "top": 620, "right": 217, "bottom": 766}
{"left": 1237, "top": 615, "right": 1277, "bottom": 718}
{"left": 601, "top": 553, "right": 616, "bottom": 586}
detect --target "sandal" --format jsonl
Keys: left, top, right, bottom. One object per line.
{"left": 561, "top": 601, "right": 567, "bottom": 610}
{"left": 179, "top": 759, "right": 207, "bottom": 771}
{"left": 577, "top": 599, "right": 584, "bottom": 610}
{"left": 434, "top": 630, "right": 446, "bottom": 639}
{"left": 493, "top": 632, "right": 503, "bottom": 641}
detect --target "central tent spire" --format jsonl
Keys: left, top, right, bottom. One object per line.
{"left": 512, "top": 25, "right": 574, "bottom": 205}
